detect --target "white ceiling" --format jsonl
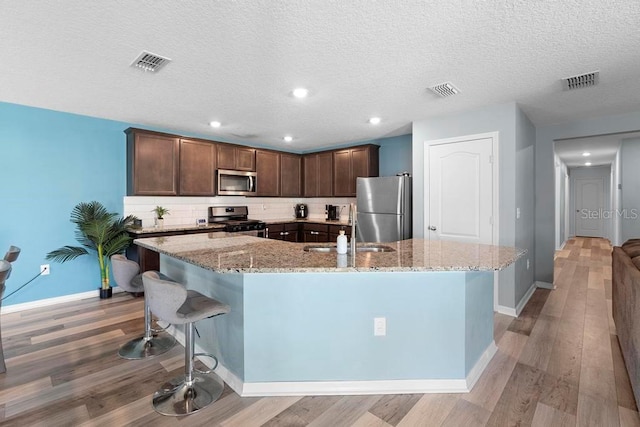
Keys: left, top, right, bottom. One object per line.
{"left": 555, "top": 131, "right": 640, "bottom": 168}
{"left": 2, "top": 1, "right": 640, "bottom": 152}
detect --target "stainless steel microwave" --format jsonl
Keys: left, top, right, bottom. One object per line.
{"left": 217, "top": 169, "right": 257, "bottom": 196}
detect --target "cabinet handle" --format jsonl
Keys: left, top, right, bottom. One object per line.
{"left": 280, "top": 231, "right": 289, "bottom": 236}
{"left": 310, "top": 231, "right": 319, "bottom": 235}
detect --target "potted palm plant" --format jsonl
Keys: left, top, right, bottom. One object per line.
{"left": 46, "top": 201, "right": 137, "bottom": 299}
{"left": 153, "top": 205, "right": 169, "bottom": 228}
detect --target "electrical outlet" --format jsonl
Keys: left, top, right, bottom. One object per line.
{"left": 516, "top": 207, "right": 521, "bottom": 219}
{"left": 40, "top": 264, "right": 50, "bottom": 275}
{"left": 374, "top": 317, "right": 386, "bottom": 336}
{"left": 526, "top": 259, "right": 530, "bottom": 270}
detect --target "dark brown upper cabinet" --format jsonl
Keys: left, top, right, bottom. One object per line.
{"left": 280, "top": 153, "right": 302, "bottom": 197}
{"left": 303, "top": 151, "right": 333, "bottom": 197}
{"left": 217, "top": 144, "right": 256, "bottom": 171}
{"left": 179, "top": 138, "right": 217, "bottom": 196}
{"left": 126, "top": 128, "right": 180, "bottom": 196}
{"left": 333, "top": 145, "right": 379, "bottom": 197}
{"left": 256, "top": 149, "right": 280, "bottom": 196}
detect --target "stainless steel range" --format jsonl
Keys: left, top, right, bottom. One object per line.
{"left": 208, "top": 206, "right": 266, "bottom": 236}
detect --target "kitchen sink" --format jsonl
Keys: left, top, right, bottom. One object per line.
{"left": 303, "top": 245, "right": 395, "bottom": 253}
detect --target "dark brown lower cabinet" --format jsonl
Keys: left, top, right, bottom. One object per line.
{"left": 302, "top": 223, "right": 329, "bottom": 242}
{"left": 266, "top": 223, "right": 299, "bottom": 242}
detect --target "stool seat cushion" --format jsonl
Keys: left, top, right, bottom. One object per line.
{"left": 142, "top": 271, "right": 230, "bottom": 325}
{"left": 179, "top": 290, "right": 230, "bottom": 323}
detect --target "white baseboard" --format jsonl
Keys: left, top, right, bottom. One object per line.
{"left": 168, "top": 317, "right": 498, "bottom": 397}
{"left": 534, "top": 281, "right": 555, "bottom": 290}
{"left": 495, "top": 305, "right": 517, "bottom": 317}
{"left": 465, "top": 341, "right": 498, "bottom": 391}
{"left": 1, "top": 287, "right": 124, "bottom": 314}
{"left": 495, "top": 281, "right": 538, "bottom": 318}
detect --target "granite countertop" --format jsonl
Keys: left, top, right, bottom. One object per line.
{"left": 133, "top": 233, "right": 525, "bottom": 274}
{"left": 128, "top": 218, "right": 351, "bottom": 235}
{"left": 265, "top": 218, "right": 352, "bottom": 226}
{"left": 127, "top": 223, "right": 226, "bottom": 234}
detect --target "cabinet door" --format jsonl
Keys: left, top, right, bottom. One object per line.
{"left": 179, "top": 139, "right": 216, "bottom": 196}
{"left": 256, "top": 150, "right": 280, "bottom": 196}
{"left": 266, "top": 223, "right": 284, "bottom": 240}
{"left": 127, "top": 130, "right": 179, "bottom": 196}
{"left": 266, "top": 223, "right": 298, "bottom": 240}
{"left": 317, "top": 152, "right": 334, "bottom": 197}
{"left": 352, "top": 145, "right": 379, "bottom": 181}
{"left": 303, "top": 223, "right": 329, "bottom": 242}
{"left": 303, "top": 154, "right": 318, "bottom": 197}
{"left": 236, "top": 147, "right": 256, "bottom": 171}
{"left": 284, "top": 223, "right": 300, "bottom": 242}
{"left": 217, "top": 144, "right": 236, "bottom": 170}
{"left": 333, "top": 149, "right": 352, "bottom": 197}
{"left": 351, "top": 146, "right": 370, "bottom": 192}
{"left": 281, "top": 153, "right": 302, "bottom": 197}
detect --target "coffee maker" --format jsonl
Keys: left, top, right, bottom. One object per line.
{"left": 326, "top": 204, "right": 338, "bottom": 221}
{"left": 295, "top": 203, "right": 308, "bottom": 219}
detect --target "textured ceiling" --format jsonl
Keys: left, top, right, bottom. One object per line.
{"left": 2, "top": 1, "right": 640, "bottom": 151}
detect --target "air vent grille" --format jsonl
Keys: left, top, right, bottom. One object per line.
{"left": 427, "top": 82, "right": 460, "bottom": 98}
{"left": 562, "top": 71, "right": 599, "bottom": 91}
{"left": 130, "top": 51, "right": 171, "bottom": 72}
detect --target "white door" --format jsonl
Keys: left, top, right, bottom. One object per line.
{"left": 427, "top": 136, "right": 494, "bottom": 244}
{"left": 575, "top": 178, "right": 604, "bottom": 237}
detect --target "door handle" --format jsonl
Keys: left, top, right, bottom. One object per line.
{"left": 428, "top": 225, "right": 437, "bottom": 231}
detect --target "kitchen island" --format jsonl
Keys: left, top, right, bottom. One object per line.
{"left": 133, "top": 233, "right": 523, "bottom": 397}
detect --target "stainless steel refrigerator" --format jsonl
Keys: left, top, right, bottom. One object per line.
{"left": 356, "top": 175, "right": 412, "bottom": 242}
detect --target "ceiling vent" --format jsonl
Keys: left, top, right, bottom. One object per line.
{"left": 562, "top": 71, "right": 599, "bottom": 91}
{"left": 427, "top": 82, "right": 460, "bottom": 98}
{"left": 130, "top": 51, "right": 171, "bottom": 72}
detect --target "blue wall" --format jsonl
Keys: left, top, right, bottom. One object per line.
{"left": 0, "top": 101, "right": 412, "bottom": 306}
{"left": 1, "top": 102, "right": 133, "bottom": 305}
{"left": 370, "top": 134, "right": 412, "bottom": 177}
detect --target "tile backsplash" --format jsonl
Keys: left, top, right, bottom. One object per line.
{"left": 124, "top": 196, "right": 356, "bottom": 227}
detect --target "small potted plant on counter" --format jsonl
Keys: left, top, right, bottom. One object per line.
{"left": 153, "top": 205, "right": 169, "bottom": 228}
{"left": 46, "top": 201, "right": 136, "bottom": 299}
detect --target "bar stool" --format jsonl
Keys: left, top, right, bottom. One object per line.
{"left": 111, "top": 254, "right": 176, "bottom": 359}
{"left": 142, "top": 271, "right": 230, "bottom": 416}
{"left": 0, "top": 246, "right": 20, "bottom": 373}
{"left": 0, "top": 260, "right": 12, "bottom": 374}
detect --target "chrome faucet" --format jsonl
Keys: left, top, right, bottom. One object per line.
{"left": 350, "top": 203, "right": 357, "bottom": 255}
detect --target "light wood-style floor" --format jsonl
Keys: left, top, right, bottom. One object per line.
{"left": 0, "top": 237, "right": 638, "bottom": 426}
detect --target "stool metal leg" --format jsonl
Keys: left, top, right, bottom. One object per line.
{"left": 118, "top": 295, "right": 176, "bottom": 360}
{"left": 152, "top": 322, "right": 225, "bottom": 416}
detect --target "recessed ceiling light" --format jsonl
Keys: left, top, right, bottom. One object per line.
{"left": 368, "top": 117, "right": 381, "bottom": 125}
{"left": 585, "top": 162, "right": 592, "bottom": 166}
{"left": 283, "top": 136, "right": 293, "bottom": 143}
{"left": 583, "top": 152, "right": 591, "bottom": 157}
{"left": 209, "top": 121, "right": 221, "bottom": 128}
{"left": 292, "top": 88, "right": 308, "bottom": 98}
